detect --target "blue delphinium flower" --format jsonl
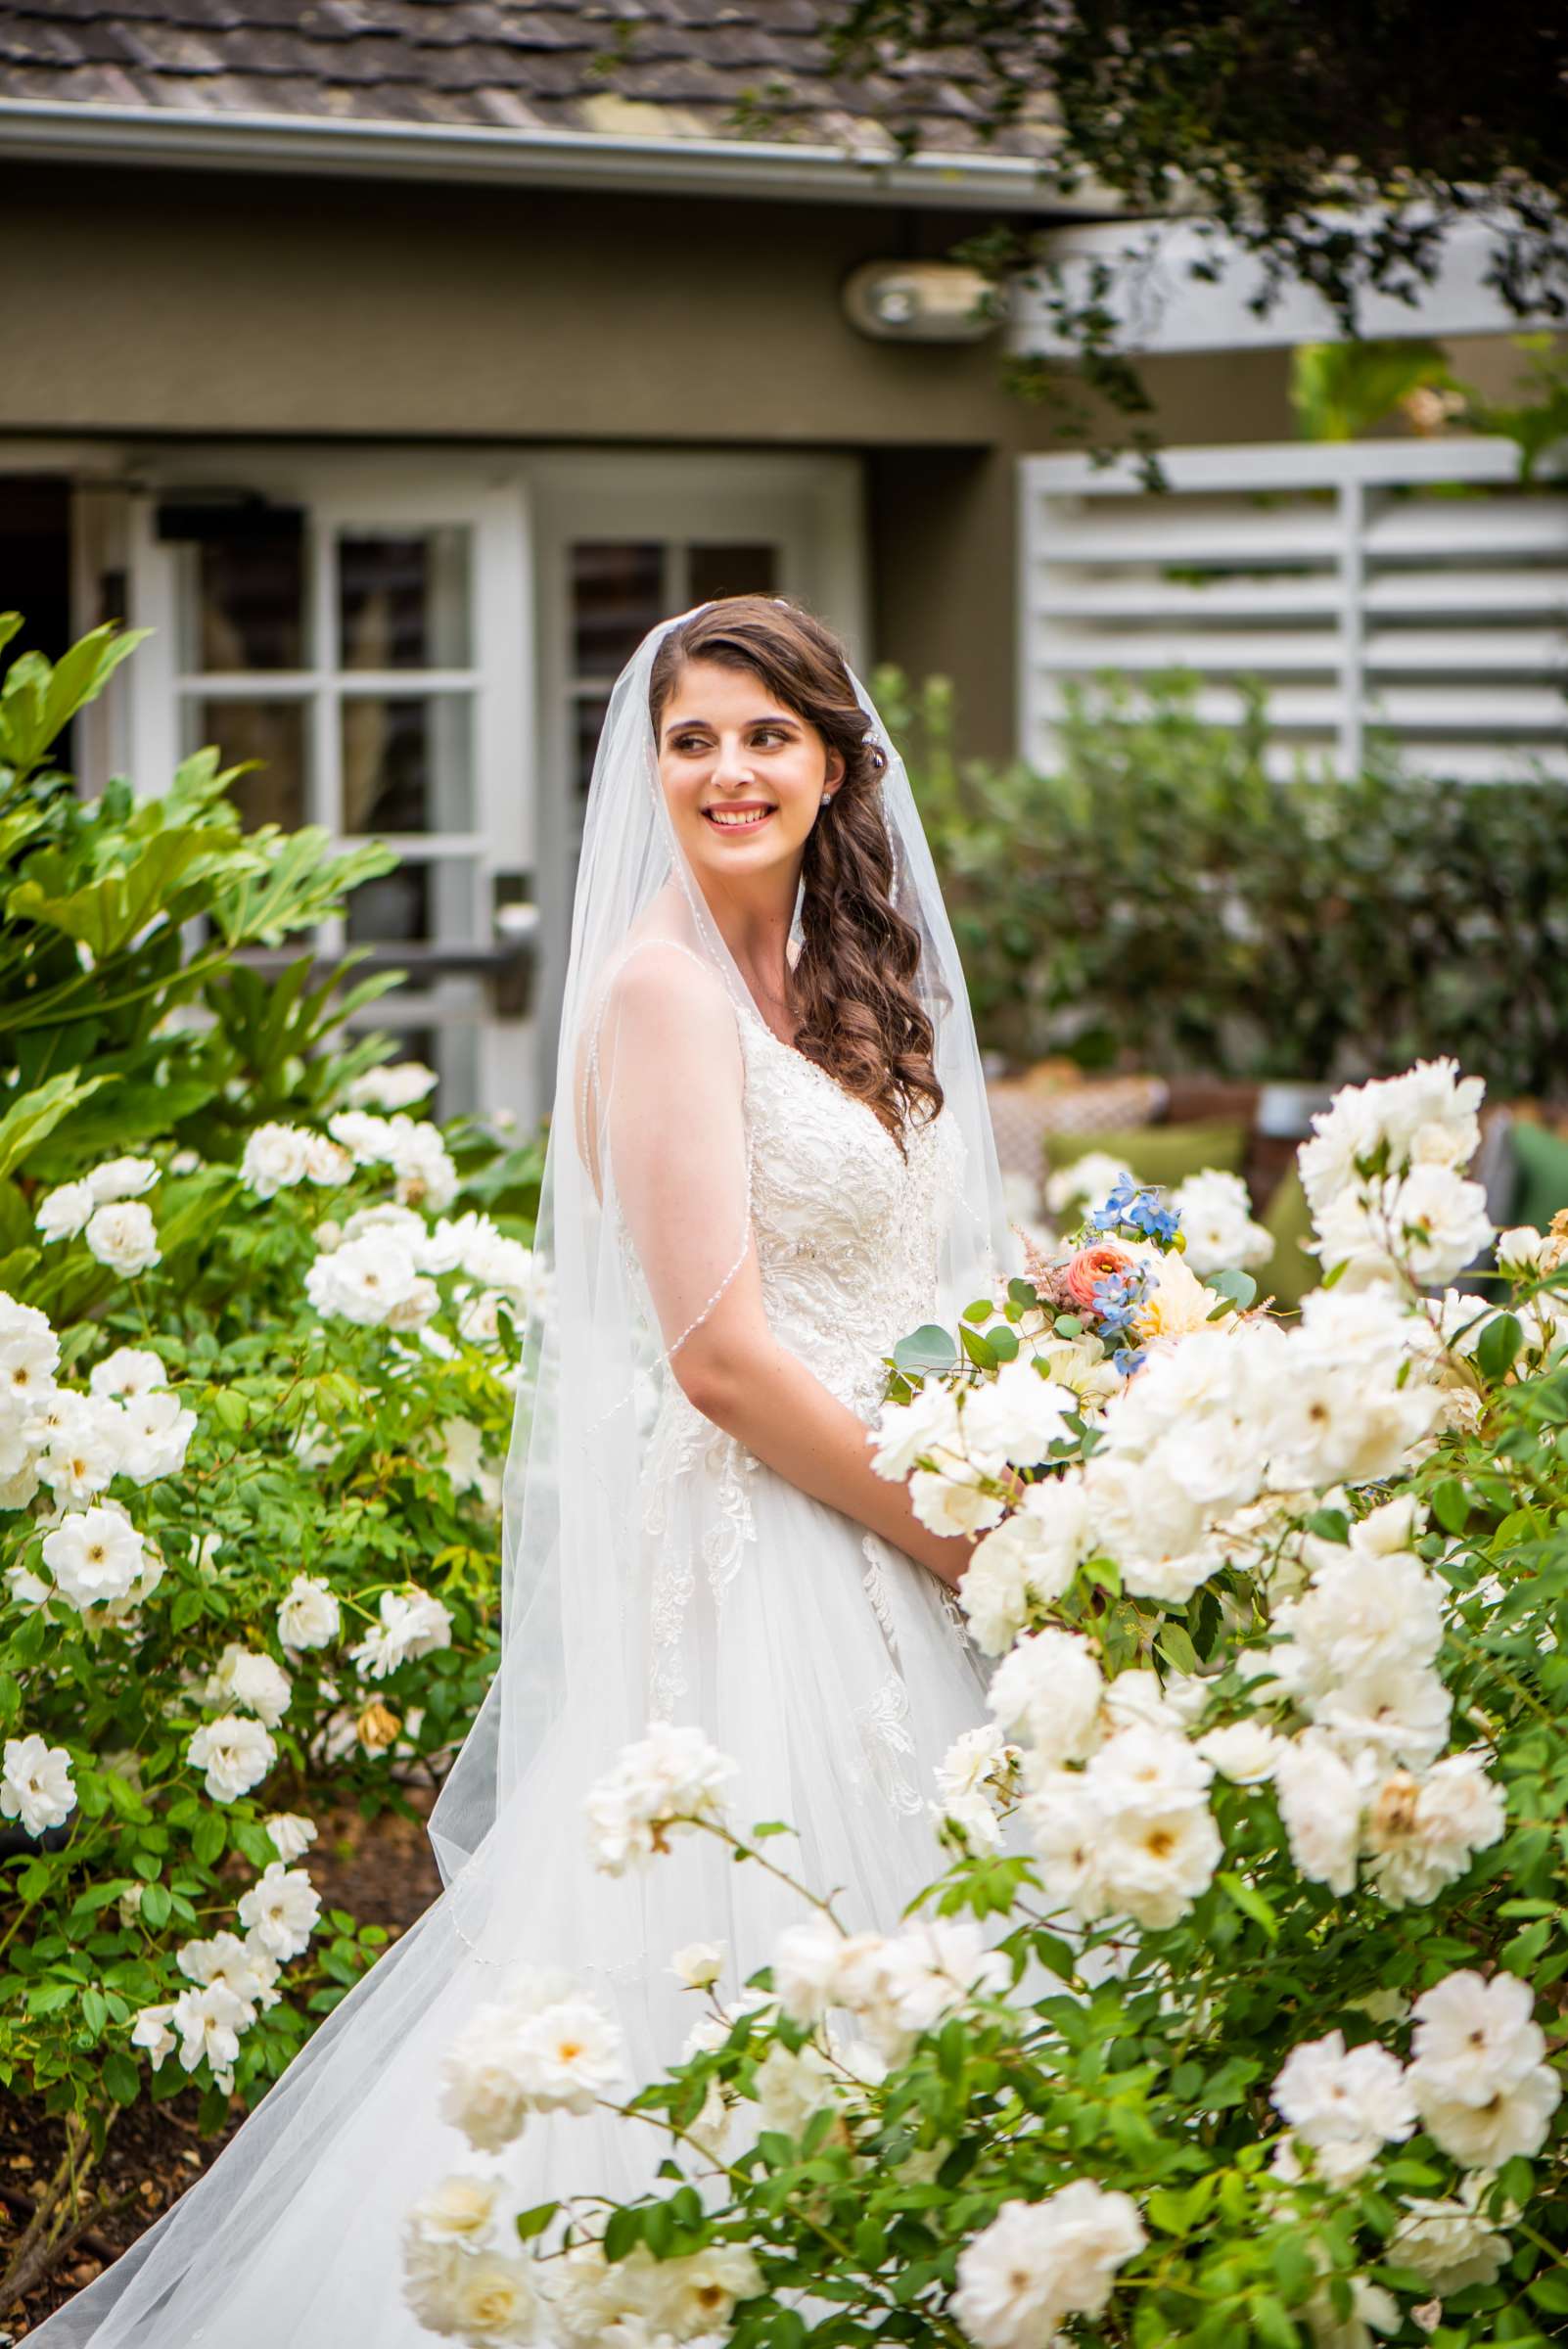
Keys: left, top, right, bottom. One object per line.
{"left": 1084, "top": 1174, "right": 1181, "bottom": 1249}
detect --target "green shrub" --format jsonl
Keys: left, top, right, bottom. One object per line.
{"left": 0, "top": 619, "right": 541, "bottom": 2307}
{"left": 883, "top": 666, "right": 1568, "bottom": 1095}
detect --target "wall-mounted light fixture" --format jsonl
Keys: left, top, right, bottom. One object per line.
{"left": 842, "top": 259, "right": 1002, "bottom": 344}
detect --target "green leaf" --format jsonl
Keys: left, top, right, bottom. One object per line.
{"left": 0, "top": 1072, "right": 110, "bottom": 1183}
{"left": 1303, "top": 1507, "right": 1350, "bottom": 1543}
{"left": 191, "top": 1811, "right": 227, "bottom": 1866}
{"left": 103, "top": 2050, "right": 141, "bottom": 2105}
{"left": 603, "top": 2205, "right": 644, "bottom": 2261}
{"left": 140, "top": 1883, "right": 172, "bottom": 1929}
{"left": 1476, "top": 1312, "right": 1525, "bottom": 1385}
{"left": 1157, "top": 1622, "right": 1199, "bottom": 1675}
{"left": 959, "top": 1322, "right": 998, "bottom": 1371}
{"left": 7, "top": 825, "right": 237, "bottom": 961}
{"left": 1219, "top": 1871, "right": 1280, "bottom": 1942}
{"left": 1430, "top": 1477, "right": 1471, "bottom": 1535}
{"left": 892, "top": 1324, "right": 956, "bottom": 1375}
{"left": 1251, "top": 2294, "right": 1301, "bottom": 2349}
{"left": 1205, "top": 1267, "right": 1258, "bottom": 1312}
{"left": 513, "top": 2201, "right": 558, "bottom": 2242}
{"left": 962, "top": 1298, "right": 994, "bottom": 1325}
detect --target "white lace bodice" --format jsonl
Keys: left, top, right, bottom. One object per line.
{"left": 736, "top": 1006, "right": 965, "bottom": 1418}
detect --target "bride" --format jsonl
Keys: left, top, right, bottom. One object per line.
{"left": 30, "top": 597, "right": 1017, "bottom": 2345}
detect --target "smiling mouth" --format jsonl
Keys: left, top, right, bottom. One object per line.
{"left": 702, "top": 805, "right": 775, "bottom": 831}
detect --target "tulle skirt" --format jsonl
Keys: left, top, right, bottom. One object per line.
{"left": 29, "top": 1448, "right": 994, "bottom": 2347}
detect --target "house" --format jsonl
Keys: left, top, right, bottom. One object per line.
{"left": 1, "top": 5, "right": 1561, "bottom": 1119}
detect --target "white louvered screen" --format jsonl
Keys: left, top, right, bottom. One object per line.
{"left": 1018, "top": 438, "right": 1568, "bottom": 783}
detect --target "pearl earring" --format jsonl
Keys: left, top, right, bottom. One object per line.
{"left": 820, "top": 790, "right": 832, "bottom": 806}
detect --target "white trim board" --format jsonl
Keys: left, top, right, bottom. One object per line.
{"left": 1008, "top": 211, "right": 1565, "bottom": 355}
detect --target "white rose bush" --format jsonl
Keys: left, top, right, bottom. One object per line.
{"left": 405, "top": 1060, "right": 1568, "bottom": 2349}
{"left": 0, "top": 615, "right": 544, "bottom": 2310}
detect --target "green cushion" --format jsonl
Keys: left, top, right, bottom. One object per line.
{"left": 1258, "top": 1165, "right": 1319, "bottom": 1313}
{"left": 1509, "top": 1119, "right": 1568, "bottom": 1234}
{"left": 1041, "top": 1122, "right": 1248, "bottom": 1192}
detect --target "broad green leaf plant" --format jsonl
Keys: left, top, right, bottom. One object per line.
{"left": 0, "top": 618, "right": 542, "bottom": 2313}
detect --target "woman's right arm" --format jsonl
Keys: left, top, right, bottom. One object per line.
{"left": 601, "top": 947, "right": 981, "bottom": 1591}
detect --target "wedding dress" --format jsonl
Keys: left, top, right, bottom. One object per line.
{"left": 30, "top": 607, "right": 1016, "bottom": 2346}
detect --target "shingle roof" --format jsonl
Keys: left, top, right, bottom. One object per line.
{"left": 0, "top": 2, "right": 1055, "bottom": 162}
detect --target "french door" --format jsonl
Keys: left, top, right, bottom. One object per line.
{"left": 101, "top": 443, "right": 864, "bottom": 1124}
{"left": 527, "top": 450, "right": 867, "bottom": 1109}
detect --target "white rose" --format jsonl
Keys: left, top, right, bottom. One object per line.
{"left": 960, "top": 1360, "right": 1077, "bottom": 1473}
{"left": 87, "top": 1155, "right": 159, "bottom": 1204}
{"left": 186, "top": 1713, "right": 277, "bottom": 1803}
{"left": 175, "top": 1929, "right": 267, "bottom": 2009}
{"left": 277, "top": 1573, "right": 340, "bottom": 1652}
{"left": 1, "top": 1732, "right": 77, "bottom": 1836}
{"left": 169, "top": 1980, "right": 251, "bottom": 2076}
{"left": 303, "top": 1234, "right": 421, "bottom": 1326}
{"left": 1391, "top": 2176, "right": 1512, "bottom": 2292}
{"left": 41, "top": 1505, "right": 144, "bottom": 1608}
{"left": 869, "top": 1378, "right": 963, "bottom": 1481}
{"left": 909, "top": 1462, "right": 1006, "bottom": 1540}
{"left": 669, "top": 1940, "right": 725, "bottom": 1991}
{"left": 207, "top": 1642, "right": 294, "bottom": 1728}
{"left": 1274, "top": 1729, "right": 1363, "bottom": 1895}
{"left": 987, "top": 1628, "right": 1104, "bottom": 1766}
{"left": 34, "top": 1180, "right": 96, "bottom": 1243}
{"left": 0, "top": 1295, "right": 60, "bottom": 1411}
{"left": 405, "top": 2171, "right": 499, "bottom": 2245}
{"left": 348, "top": 1587, "right": 452, "bottom": 1681}
{"left": 130, "top": 2001, "right": 178, "bottom": 2071}
{"left": 117, "top": 1389, "right": 197, "bottom": 1484}
{"left": 346, "top": 1061, "right": 438, "bottom": 1112}
{"left": 236, "top": 1861, "right": 321, "bottom": 1960}
{"left": 583, "top": 1724, "right": 737, "bottom": 1876}
{"left": 1270, "top": 2031, "right": 1416, "bottom": 2184}
{"left": 1363, "top": 1752, "right": 1505, "bottom": 1909}
{"left": 302, "top": 1134, "right": 353, "bottom": 1187}
{"left": 264, "top": 1811, "right": 318, "bottom": 1864}
{"left": 773, "top": 1915, "right": 889, "bottom": 2025}
{"left": 34, "top": 1394, "right": 122, "bottom": 1506}
{"left": 1495, "top": 1224, "right": 1545, "bottom": 1276}
{"left": 952, "top": 2183, "right": 1145, "bottom": 2349}
{"left": 240, "top": 1123, "right": 313, "bottom": 1197}
{"left": 88, "top": 1346, "right": 167, "bottom": 1400}
{"left": 1195, "top": 1720, "right": 1281, "bottom": 1784}
{"left": 84, "top": 1200, "right": 161, "bottom": 1277}
{"left": 959, "top": 1479, "right": 1091, "bottom": 1656}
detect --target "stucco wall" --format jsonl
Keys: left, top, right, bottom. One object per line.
{"left": 1, "top": 159, "right": 1303, "bottom": 756}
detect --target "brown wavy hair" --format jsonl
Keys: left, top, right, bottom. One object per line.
{"left": 648, "top": 595, "right": 943, "bottom": 1151}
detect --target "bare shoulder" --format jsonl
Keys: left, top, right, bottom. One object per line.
{"left": 607, "top": 937, "right": 740, "bottom": 1057}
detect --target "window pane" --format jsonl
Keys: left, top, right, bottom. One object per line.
{"left": 687, "top": 542, "right": 777, "bottom": 605}
{"left": 572, "top": 543, "right": 664, "bottom": 677}
{"left": 341, "top": 693, "right": 473, "bottom": 834}
{"left": 339, "top": 529, "right": 472, "bottom": 670}
{"left": 346, "top": 859, "right": 474, "bottom": 946}
{"left": 176, "top": 527, "right": 305, "bottom": 671}
{"left": 574, "top": 693, "right": 610, "bottom": 804}
{"left": 183, "top": 697, "right": 308, "bottom": 833}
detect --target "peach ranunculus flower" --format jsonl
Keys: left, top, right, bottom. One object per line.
{"left": 1059, "top": 1242, "right": 1138, "bottom": 1316}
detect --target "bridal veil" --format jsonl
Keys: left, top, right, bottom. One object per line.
{"left": 30, "top": 601, "right": 1014, "bottom": 2345}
